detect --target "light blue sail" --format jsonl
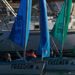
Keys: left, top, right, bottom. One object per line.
{"left": 9, "top": 0, "right": 32, "bottom": 48}
{"left": 39, "top": 0, "right": 50, "bottom": 57}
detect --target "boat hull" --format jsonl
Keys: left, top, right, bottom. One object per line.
{"left": 45, "top": 57, "right": 75, "bottom": 71}
{"left": 0, "top": 60, "right": 45, "bottom": 75}
{"left": 32, "top": 57, "right": 75, "bottom": 71}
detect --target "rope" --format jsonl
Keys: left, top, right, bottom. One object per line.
{"left": 51, "top": 39, "right": 59, "bottom": 55}
{"left": 50, "top": 36, "right": 60, "bottom": 56}
{"left": 71, "top": 3, "right": 74, "bottom": 15}
{"left": 8, "top": 39, "right": 23, "bottom": 59}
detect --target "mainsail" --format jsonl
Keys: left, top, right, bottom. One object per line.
{"left": 9, "top": 0, "right": 32, "bottom": 48}
{"left": 39, "top": 0, "right": 50, "bottom": 57}
{"left": 50, "top": 0, "right": 72, "bottom": 47}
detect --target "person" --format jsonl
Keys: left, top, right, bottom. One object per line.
{"left": 25, "top": 49, "right": 37, "bottom": 60}
{"left": 50, "top": 50, "right": 56, "bottom": 57}
{"left": 1, "top": 53, "right": 12, "bottom": 61}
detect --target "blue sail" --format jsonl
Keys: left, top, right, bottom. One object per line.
{"left": 39, "top": 0, "right": 50, "bottom": 57}
{"left": 9, "top": 0, "right": 32, "bottom": 48}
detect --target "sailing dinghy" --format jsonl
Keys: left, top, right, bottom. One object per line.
{"left": 32, "top": 0, "right": 75, "bottom": 71}
{"left": 0, "top": 0, "right": 46, "bottom": 75}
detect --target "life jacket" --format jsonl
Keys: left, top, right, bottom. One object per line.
{"left": 25, "top": 52, "right": 37, "bottom": 58}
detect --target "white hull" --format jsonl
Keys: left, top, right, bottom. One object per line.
{"left": 0, "top": 30, "right": 75, "bottom": 52}
{"left": 32, "top": 57, "right": 75, "bottom": 71}
{"left": 45, "top": 57, "right": 75, "bottom": 71}
{"left": 0, "top": 60, "right": 45, "bottom": 75}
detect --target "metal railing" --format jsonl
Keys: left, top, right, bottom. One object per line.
{"left": 2, "top": 0, "right": 17, "bottom": 17}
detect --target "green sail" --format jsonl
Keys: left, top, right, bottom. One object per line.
{"left": 50, "top": 0, "right": 72, "bottom": 47}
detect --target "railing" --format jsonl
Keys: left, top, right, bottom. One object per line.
{"left": 2, "top": 0, "right": 17, "bottom": 17}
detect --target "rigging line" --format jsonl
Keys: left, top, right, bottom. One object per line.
{"left": 50, "top": 36, "right": 59, "bottom": 53}
{"left": 51, "top": 40, "right": 56, "bottom": 52}
{"left": 46, "top": 28, "right": 59, "bottom": 55}
{"left": 2, "top": 15, "right": 10, "bottom": 31}
{"left": 0, "top": 11, "right": 10, "bottom": 31}
{"left": 8, "top": 39, "right": 23, "bottom": 59}
{"left": 71, "top": 3, "right": 74, "bottom": 15}
{"left": 51, "top": 38, "right": 59, "bottom": 55}
{"left": 46, "top": 2, "right": 52, "bottom": 15}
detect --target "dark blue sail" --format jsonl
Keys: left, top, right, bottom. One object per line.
{"left": 39, "top": 0, "right": 50, "bottom": 57}
{"left": 9, "top": 0, "right": 32, "bottom": 48}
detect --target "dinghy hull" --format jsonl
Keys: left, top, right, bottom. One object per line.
{"left": 46, "top": 58, "right": 75, "bottom": 71}
{"left": 32, "top": 57, "right": 75, "bottom": 71}
{"left": 0, "top": 60, "right": 45, "bottom": 75}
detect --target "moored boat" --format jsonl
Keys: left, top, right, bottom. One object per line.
{"left": 0, "top": 0, "right": 75, "bottom": 55}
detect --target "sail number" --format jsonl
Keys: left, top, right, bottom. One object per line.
{"left": 57, "top": 23, "right": 63, "bottom": 34}
{"left": 57, "top": 28, "right": 63, "bottom": 34}
{"left": 11, "top": 64, "right": 34, "bottom": 69}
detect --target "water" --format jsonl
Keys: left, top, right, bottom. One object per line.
{"left": 3, "top": 71, "right": 75, "bottom": 75}
{"left": 44, "top": 71, "right": 75, "bottom": 75}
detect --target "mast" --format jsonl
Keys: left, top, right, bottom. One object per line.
{"left": 23, "top": 0, "right": 28, "bottom": 60}
{"left": 23, "top": 0, "right": 32, "bottom": 60}
{"left": 60, "top": 0, "right": 67, "bottom": 57}
{"left": 38, "top": 0, "right": 43, "bottom": 61}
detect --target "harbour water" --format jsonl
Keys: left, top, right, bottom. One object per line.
{"left": 44, "top": 71, "right": 73, "bottom": 75}
{"left": 17, "top": 71, "right": 75, "bottom": 75}
{"left": 2, "top": 71, "right": 75, "bottom": 75}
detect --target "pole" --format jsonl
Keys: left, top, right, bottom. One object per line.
{"left": 23, "top": 0, "right": 29, "bottom": 60}
{"left": 39, "top": 0, "right": 43, "bottom": 61}
{"left": 61, "top": 0, "right": 67, "bottom": 57}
